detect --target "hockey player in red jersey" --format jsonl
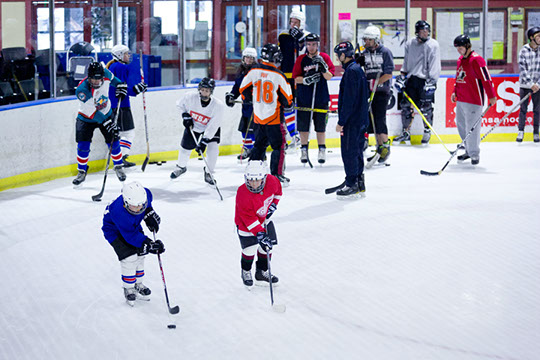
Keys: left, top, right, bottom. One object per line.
{"left": 451, "top": 34, "right": 497, "bottom": 165}
{"left": 235, "top": 160, "right": 282, "bottom": 287}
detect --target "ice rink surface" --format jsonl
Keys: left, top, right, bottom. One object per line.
{"left": 1, "top": 142, "right": 539, "bottom": 360}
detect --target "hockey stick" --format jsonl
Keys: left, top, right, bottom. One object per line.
{"left": 262, "top": 223, "right": 285, "bottom": 313}
{"left": 366, "top": 73, "right": 382, "bottom": 169}
{"left": 140, "top": 51, "right": 151, "bottom": 172}
{"left": 238, "top": 114, "right": 254, "bottom": 164}
{"left": 295, "top": 106, "right": 337, "bottom": 114}
{"left": 303, "top": 65, "right": 320, "bottom": 169}
{"left": 480, "top": 93, "right": 531, "bottom": 142}
{"left": 154, "top": 232, "right": 180, "bottom": 315}
{"left": 403, "top": 91, "right": 452, "bottom": 153}
{"left": 92, "top": 101, "right": 122, "bottom": 202}
{"left": 188, "top": 127, "right": 224, "bottom": 201}
{"left": 420, "top": 104, "right": 493, "bottom": 176}
{"left": 325, "top": 180, "right": 345, "bottom": 195}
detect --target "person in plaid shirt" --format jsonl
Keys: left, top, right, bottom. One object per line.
{"left": 517, "top": 26, "right": 540, "bottom": 143}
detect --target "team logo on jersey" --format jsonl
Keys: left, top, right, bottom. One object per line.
{"left": 256, "top": 196, "right": 274, "bottom": 217}
{"left": 456, "top": 66, "right": 466, "bottom": 83}
{"left": 190, "top": 111, "right": 210, "bottom": 125}
{"left": 95, "top": 95, "right": 108, "bottom": 111}
{"left": 78, "top": 92, "right": 87, "bottom": 101}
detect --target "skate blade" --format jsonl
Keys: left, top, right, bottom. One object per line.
{"left": 255, "top": 280, "right": 279, "bottom": 287}
{"left": 136, "top": 294, "right": 151, "bottom": 301}
{"left": 272, "top": 304, "right": 287, "bottom": 313}
{"left": 336, "top": 193, "right": 363, "bottom": 200}
{"left": 126, "top": 300, "right": 135, "bottom": 307}
{"left": 72, "top": 184, "right": 84, "bottom": 189}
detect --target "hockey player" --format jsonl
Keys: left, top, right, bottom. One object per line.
{"left": 292, "top": 33, "right": 335, "bottom": 164}
{"left": 333, "top": 41, "right": 369, "bottom": 198}
{"left": 102, "top": 181, "right": 164, "bottom": 306}
{"left": 361, "top": 25, "right": 395, "bottom": 164}
{"left": 451, "top": 34, "right": 496, "bottom": 165}
{"left": 278, "top": 10, "right": 308, "bottom": 149}
{"left": 235, "top": 160, "right": 281, "bottom": 286}
{"left": 240, "top": 43, "right": 293, "bottom": 187}
{"left": 170, "top": 77, "right": 224, "bottom": 186}
{"left": 106, "top": 45, "right": 148, "bottom": 167}
{"left": 394, "top": 20, "right": 441, "bottom": 144}
{"left": 72, "top": 62, "right": 128, "bottom": 186}
{"left": 516, "top": 26, "right": 540, "bottom": 143}
{"left": 225, "top": 47, "right": 259, "bottom": 161}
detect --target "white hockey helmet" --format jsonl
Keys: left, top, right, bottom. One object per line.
{"left": 289, "top": 10, "right": 306, "bottom": 28}
{"left": 122, "top": 181, "right": 148, "bottom": 215}
{"left": 242, "top": 47, "right": 257, "bottom": 59}
{"left": 245, "top": 160, "right": 268, "bottom": 193}
{"left": 111, "top": 45, "right": 131, "bottom": 64}
{"left": 363, "top": 26, "right": 381, "bottom": 42}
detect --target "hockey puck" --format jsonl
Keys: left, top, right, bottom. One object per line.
{"left": 157, "top": 162, "right": 162, "bottom": 166}
{"left": 167, "top": 324, "right": 176, "bottom": 329}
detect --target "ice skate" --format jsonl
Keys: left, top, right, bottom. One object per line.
{"left": 421, "top": 129, "right": 431, "bottom": 144}
{"left": 241, "top": 269, "right": 253, "bottom": 287}
{"left": 378, "top": 142, "right": 391, "bottom": 164}
{"left": 318, "top": 147, "right": 326, "bottom": 164}
{"left": 134, "top": 283, "right": 151, "bottom": 301}
{"left": 124, "top": 287, "right": 137, "bottom": 307}
{"left": 336, "top": 183, "right": 360, "bottom": 199}
{"left": 114, "top": 165, "right": 126, "bottom": 182}
{"left": 255, "top": 268, "right": 278, "bottom": 285}
{"left": 516, "top": 131, "right": 524, "bottom": 143}
{"left": 170, "top": 165, "right": 187, "bottom": 179}
{"left": 203, "top": 167, "right": 216, "bottom": 187}
{"left": 275, "top": 174, "right": 290, "bottom": 188}
{"left": 237, "top": 147, "right": 251, "bottom": 162}
{"left": 358, "top": 174, "right": 366, "bottom": 195}
{"left": 300, "top": 147, "right": 309, "bottom": 164}
{"left": 72, "top": 169, "right": 87, "bottom": 186}
{"left": 457, "top": 153, "right": 470, "bottom": 162}
{"left": 122, "top": 155, "right": 136, "bottom": 168}
{"left": 394, "top": 130, "right": 410, "bottom": 144}
{"left": 471, "top": 156, "right": 480, "bottom": 165}
{"left": 289, "top": 134, "right": 301, "bottom": 151}
{"left": 534, "top": 133, "right": 539, "bottom": 143}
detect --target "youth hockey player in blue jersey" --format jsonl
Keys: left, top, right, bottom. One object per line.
{"left": 102, "top": 181, "right": 164, "bottom": 306}
{"left": 72, "top": 62, "right": 128, "bottom": 186}
{"left": 107, "top": 45, "right": 148, "bottom": 167}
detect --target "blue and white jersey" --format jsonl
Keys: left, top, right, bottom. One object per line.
{"left": 108, "top": 61, "right": 142, "bottom": 109}
{"left": 76, "top": 68, "right": 122, "bottom": 124}
{"left": 102, "top": 188, "right": 154, "bottom": 248}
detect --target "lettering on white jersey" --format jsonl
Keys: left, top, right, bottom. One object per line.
{"left": 190, "top": 111, "right": 210, "bottom": 126}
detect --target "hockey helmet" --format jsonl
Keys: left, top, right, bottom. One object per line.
{"left": 245, "top": 160, "right": 268, "bottom": 193}
{"left": 198, "top": 77, "right": 215, "bottom": 101}
{"left": 111, "top": 44, "right": 132, "bottom": 64}
{"left": 527, "top": 26, "right": 540, "bottom": 43}
{"left": 334, "top": 41, "right": 355, "bottom": 59}
{"left": 260, "top": 44, "right": 283, "bottom": 67}
{"left": 415, "top": 20, "right": 431, "bottom": 42}
{"left": 453, "top": 34, "right": 471, "bottom": 48}
{"left": 363, "top": 26, "right": 381, "bottom": 41}
{"left": 305, "top": 33, "right": 320, "bottom": 43}
{"left": 122, "top": 181, "right": 148, "bottom": 215}
{"left": 289, "top": 10, "right": 306, "bottom": 28}
{"left": 87, "top": 62, "right": 104, "bottom": 80}
{"left": 242, "top": 47, "right": 258, "bottom": 59}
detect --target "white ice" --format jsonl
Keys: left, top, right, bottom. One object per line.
{"left": 1, "top": 142, "right": 539, "bottom": 360}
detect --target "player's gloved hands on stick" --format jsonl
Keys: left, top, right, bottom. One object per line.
{"left": 225, "top": 92, "right": 236, "bottom": 108}
{"left": 144, "top": 207, "right": 161, "bottom": 233}
{"left": 424, "top": 83, "right": 436, "bottom": 96}
{"left": 116, "top": 82, "right": 128, "bottom": 99}
{"left": 303, "top": 73, "right": 321, "bottom": 86}
{"left": 256, "top": 232, "right": 277, "bottom": 252}
{"left": 289, "top": 26, "right": 304, "bottom": 40}
{"left": 394, "top": 74, "right": 406, "bottom": 93}
{"left": 283, "top": 103, "right": 294, "bottom": 113}
{"left": 355, "top": 53, "right": 365, "bottom": 67}
{"left": 312, "top": 55, "right": 329, "bottom": 73}
{"left": 133, "top": 82, "right": 148, "bottom": 95}
{"left": 266, "top": 203, "right": 277, "bottom": 219}
{"left": 182, "top": 112, "right": 194, "bottom": 128}
{"left": 139, "top": 238, "right": 165, "bottom": 256}
{"left": 195, "top": 138, "right": 209, "bottom": 155}
{"left": 103, "top": 118, "right": 119, "bottom": 138}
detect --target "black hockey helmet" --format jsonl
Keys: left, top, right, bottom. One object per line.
{"left": 198, "top": 77, "right": 215, "bottom": 101}
{"left": 334, "top": 41, "right": 355, "bottom": 58}
{"left": 260, "top": 43, "right": 283, "bottom": 66}
{"left": 305, "top": 33, "right": 320, "bottom": 43}
{"left": 454, "top": 34, "right": 471, "bottom": 48}
{"left": 415, "top": 20, "right": 431, "bottom": 34}
{"left": 87, "top": 62, "right": 104, "bottom": 80}
{"left": 527, "top": 26, "right": 540, "bottom": 42}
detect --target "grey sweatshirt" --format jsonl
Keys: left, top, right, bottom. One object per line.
{"left": 402, "top": 37, "right": 441, "bottom": 86}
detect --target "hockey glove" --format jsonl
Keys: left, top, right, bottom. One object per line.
{"left": 133, "top": 82, "right": 148, "bottom": 95}
{"left": 311, "top": 55, "right": 329, "bottom": 74}
{"left": 103, "top": 118, "right": 119, "bottom": 138}
{"left": 394, "top": 74, "right": 406, "bottom": 93}
{"left": 225, "top": 92, "right": 236, "bottom": 108}
{"left": 266, "top": 203, "right": 277, "bottom": 219}
{"left": 354, "top": 53, "right": 366, "bottom": 67}
{"left": 139, "top": 238, "right": 165, "bottom": 256}
{"left": 144, "top": 207, "right": 161, "bottom": 233}
{"left": 424, "top": 83, "right": 436, "bottom": 97}
{"left": 289, "top": 26, "right": 304, "bottom": 40}
{"left": 195, "top": 137, "right": 210, "bottom": 155}
{"left": 256, "top": 232, "right": 277, "bottom": 252}
{"left": 283, "top": 103, "right": 294, "bottom": 113}
{"left": 303, "top": 73, "right": 321, "bottom": 86}
{"left": 182, "top": 112, "right": 194, "bottom": 128}
{"left": 115, "top": 82, "right": 128, "bottom": 99}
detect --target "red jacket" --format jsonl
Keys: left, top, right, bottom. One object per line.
{"left": 454, "top": 51, "right": 496, "bottom": 106}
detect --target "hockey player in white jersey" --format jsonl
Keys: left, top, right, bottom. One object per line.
{"left": 170, "top": 77, "right": 225, "bottom": 186}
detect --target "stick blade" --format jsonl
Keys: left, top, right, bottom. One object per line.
{"left": 91, "top": 194, "right": 103, "bottom": 202}
{"left": 420, "top": 170, "right": 441, "bottom": 176}
{"left": 141, "top": 157, "right": 149, "bottom": 172}
{"left": 272, "top": 304, "right": 286, "bottom": 313}
{"left": 169, "top": 305, "right": 180, "bottom": 314}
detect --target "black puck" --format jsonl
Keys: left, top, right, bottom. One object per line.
{"left": 168, "top": 324, "right": 176, "bottom": 329}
